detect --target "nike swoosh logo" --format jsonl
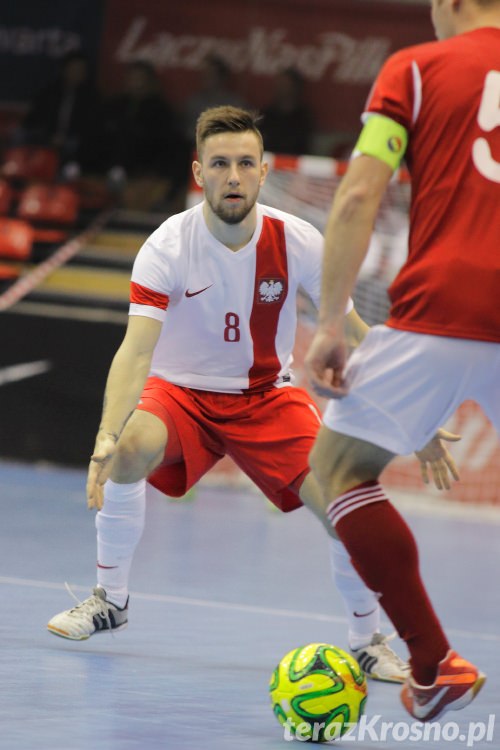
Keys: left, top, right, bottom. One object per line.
{"left": 353, "top": 607, "right": 378, "bottom": 618}
{"left": 185, "top": 285, "right": 213, "bottom": 298}
{"left": 411, "top": 686, "right": 449, "bottom": 719}
{"left": 97, "top": 564, "right": 119, "bottom": 569}
{"left": 0, "top": 360, "right": 51, "bottom": 387}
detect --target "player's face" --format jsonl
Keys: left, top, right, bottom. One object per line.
{"left": 194, "top": 131, "right": 268, "bottom": 225}
{"left": 430, "top": 0, "right": 456, "bottom": 40}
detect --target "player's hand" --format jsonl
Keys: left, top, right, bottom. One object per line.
{"left": 415, "top": 429, "right": 461, "bottom": 490}
{"left": 304, "top": 326, "right": 349, "bottom": 399}
{"left": 87, "top": 433, "right": 118, "bottom": 510}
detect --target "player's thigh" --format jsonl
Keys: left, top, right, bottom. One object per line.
{"left": 227, "top": 387, "right": 320, "bottom": 510}
{"left": 257, "top": 387, "right": 321, "bottom": 480}
{"left": 136, "top": 379, "right": 225, "bottom": 497}
{"left": 113, "top": 409, "right": 168, "bottom": 477}
{"left": 309, "top": 425, "right": 393, "bottom": 497}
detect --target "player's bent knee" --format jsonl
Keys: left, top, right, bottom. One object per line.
{"left": 112, "top": 435, "right": 147, "bottom": 480}
{"left": 310, "top": 427, "right": 380, "bottom": 497}
{"left": 311, "top": 428, "right": 395, "bottom": 500}
{"left": 111, "top": 411, "right": 167, "bottom": 483}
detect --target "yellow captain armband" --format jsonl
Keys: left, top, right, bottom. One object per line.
{"left": 354, "top": 114, "right": 408, "bottom": 171}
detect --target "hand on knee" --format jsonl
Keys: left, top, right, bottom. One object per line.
{"left": 109, "top": 411, "right": 167, "bottom": 483}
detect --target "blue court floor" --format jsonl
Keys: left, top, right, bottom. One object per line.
{"left": 1, "top": 459, "right": 499, "bottom": 750}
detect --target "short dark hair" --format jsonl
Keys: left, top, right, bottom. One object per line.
{"left": 195, "top": 105, "right": 264, "bottom": 158}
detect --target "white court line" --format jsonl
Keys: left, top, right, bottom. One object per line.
{"left": 2, "top": 574, "right": 499, "bottom": 643}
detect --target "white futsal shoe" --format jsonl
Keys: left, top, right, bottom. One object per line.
{"left": 47, "top": 586, "right": 128, "bottom": 640}
{"left": 351, "top": 633, "right": 410, "bottom": 683}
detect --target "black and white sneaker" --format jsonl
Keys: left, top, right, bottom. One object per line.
{"left": 351, "top": 633, "right": 410, "bottom": 683}
{"left": 47, "top": 586, "right": 128, "bottom": 640}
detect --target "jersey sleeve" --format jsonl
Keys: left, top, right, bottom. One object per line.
{"left": 364, "top": 50, "right": 416, "bottom": 130}
{"left": 129, "top": 229, "right": 176, "bottom": 322}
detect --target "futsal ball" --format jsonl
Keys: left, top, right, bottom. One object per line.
{"left": 269, "top": 643, "right": 367, "bottom": 743}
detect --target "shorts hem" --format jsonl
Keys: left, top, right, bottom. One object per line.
{"left": 322, "top": 414, "right": 413, "bottom": 456}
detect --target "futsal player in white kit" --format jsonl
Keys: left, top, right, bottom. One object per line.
{"left": 47, "top": 106, "right": 457, "bottom": 682}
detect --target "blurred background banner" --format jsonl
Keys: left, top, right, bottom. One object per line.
{"left": 97, "top": 0, "right": 433, "bottom": 133}
{"left": 0, "top": 0, "right": 433, "bottom": 154}
{"left": 0, "top": 0, "right": 105, "bottom": 103}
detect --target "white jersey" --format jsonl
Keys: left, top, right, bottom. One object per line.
{"left": 130, "top": 201, "right": 352, "bottom": 393}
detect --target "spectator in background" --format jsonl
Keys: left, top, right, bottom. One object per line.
{"left": 17, "top": 50, "right": 102, "bottom": 171}
{"left": 260, "top": 67, "right": 314, "bottom": 156}
{"left": 102, "top": 60, "right": 188, "bottom": 209}
{"left": 183, "top": 54, "right": 247, "bottom": 146}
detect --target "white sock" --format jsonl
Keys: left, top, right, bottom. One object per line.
{"left": 329, "top": 537, "right": 381, "bottom": 650}
{"left": 95, "top": 479, "right": 146, "bottom": 608}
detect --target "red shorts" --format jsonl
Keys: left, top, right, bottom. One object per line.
{"left": 136, "top": 377, "right": 322, "bottom": 512}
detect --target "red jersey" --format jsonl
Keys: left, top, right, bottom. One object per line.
{"left": 365, "top": 28, "right": 500, "bottom": 342}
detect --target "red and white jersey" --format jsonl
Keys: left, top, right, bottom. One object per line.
{"left": 130, "top": 202, "right": 351, "bottom": 393}
{"left": 365, "top": 28, "right": 500, "bottom": 342}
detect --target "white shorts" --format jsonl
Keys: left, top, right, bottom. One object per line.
{"left": 322, "top": 325, "right": 500, "bottom": 455}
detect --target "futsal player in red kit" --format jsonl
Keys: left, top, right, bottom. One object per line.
{"left": 306, "top": 0, "right": 499, "bottom": 723}
{"left": 48, "top": 105, "right": 456, "bottom": 684}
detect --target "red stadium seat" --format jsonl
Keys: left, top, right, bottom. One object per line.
{"left": 1, "top": 146, "right": 59, "bottom": 185}
{"left": 0, "top": 218, "right": 33, "bottom": 260}
{"left": 17, "top": 184, "right": 80, "bottom": 244}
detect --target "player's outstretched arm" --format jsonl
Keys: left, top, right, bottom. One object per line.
{"left": 87, "top": 315, "right": 162, "bottom": 510}
{"left": 415, "top": 429, "right": 461, "bottom": 491}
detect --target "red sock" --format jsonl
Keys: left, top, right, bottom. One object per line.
{"left": 329, "top": 481, "right": 449, "bottom": 685}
